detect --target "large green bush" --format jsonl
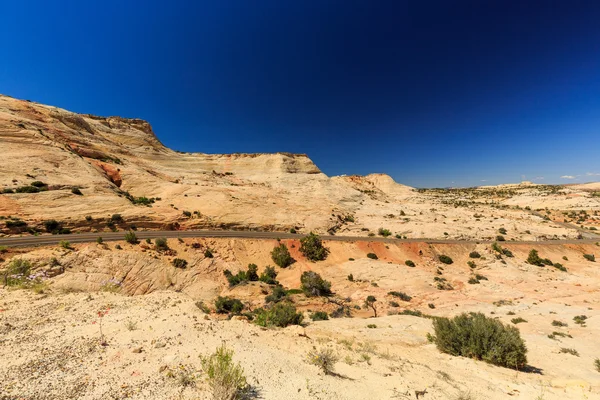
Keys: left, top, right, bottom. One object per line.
{"left": 271, "top": 243, "right": 294, "bottom": 268}
{"left": 259, "top": 266, "right": 279, "bottom": 285}
{"left": 431, "top": 312, "right": 527, "bottom": 369}
{"left": 527, "top": 249, "right": 544, "bottom": 266}
{"left": 300, "top": 271, "right": 332, "bottom": 297}
{"left": 254, "top": 302, "right": 303, "bottom": 327}
{"left": 299, "top": 233, "right": 329, "bottom": 261}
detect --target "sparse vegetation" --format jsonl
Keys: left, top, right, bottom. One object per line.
{"left": 573, "top": 315, "right": 588, "bottom": 326}
{"left": 552, "top": 320, "right": 568, "bottom": 327}
{"left": 200, "top": 344, "right": 248, "bottom": 400}
{"left": 364, "top": 295, "right": 377, "bottom": 317}
{"left": 511, "top": 317, "right": 527, "bottom": 324}
{"left": 155, "top": 237, "right": 169, "bottom": 251}
{"left": 438, "top": 255, "right": 453, "bottom": 264}
{"left": 71, "top": 187, "right": 83, "bottom": 195}
{"left": 431, "top": 312, "right": 527, "bottom": 369}
{"left": 300, "top": 271, "right": 332, "bottom": 297}
{"left": 124, "top": 230, "right": 138, "bottom": 244}
{"left": 254, "top": 302, "right": 303, "bottom": 327}
{"left": 299, "top": 232, "right": 329, "bottom": 261}
{"left": 366, "top": 253, "right": 378, "bottom": 260}
{"left": 214, "top": 296, "right": 244, "bottom": 315}
{"left": 405, "top": 260, "right": 415, "bottom": 267}
{"left": 259, "top": 266, "right": 279, "bottom": 285}
{"left": 378, "top": 228, "right": 392, "bottom": 237}
{"left": 469, "top": 251, "right": 481, "bottom": 258}
{"left": 271, "top": 243, "right": 294, "bottom": 268}
{"left": 559, "top": 348, "right": 579, "bottom": 357}
{"left": 583, "top": 254, "right": 595, "bottom": 262}
{"left": 307, "top": 347, "right": 339, "bottom": 375}
{"left": 172, "top": 258, "right": 188, "bottom": 269}
{"left": 204, "top": 248, "right": 214, "bottom": 258}
{"left": 310, "top": 311, "right": 329, "bottom": 321}
{"left": 388, "top": 291, "right": 411, "bottom": 301}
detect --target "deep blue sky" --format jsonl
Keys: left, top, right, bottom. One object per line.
{"left": 2, "top": 1, "right": 600, "bottom": 187}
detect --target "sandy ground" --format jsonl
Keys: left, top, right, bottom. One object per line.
{"left": 1, "top": 238, "right": 600, "bottom": 399}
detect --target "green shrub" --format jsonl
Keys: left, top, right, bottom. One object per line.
{"left": 254, "top": 302, "right": 303, "bottom": 327}
{"left": 71, "top": 187, "right": 83, "bottom": 195}
{"left": 389, "top": 301, "right": 400, "bottom": 307}
{"left": 59, "top": 240, "right": 71, "bottom": 249}
{"left": 584, "top": 254, "right": 595, "bottom": 262}
{"left": 124, "top": 230, "right": 138, "bottom": 244}
{"left": 259, "top": 266, "right": 278, "bottom": 285}
{"left": 44, "top": 219, "right": 61, "bottom": 233}
{"left": 111, "top": 214, "right": 123, "bottom": 222}
{"left": 347, "top": 273, "right": 354, "bottom": 281}
{"left": 271, "top": 243, "right": 294, "bottom": 268}
{"left": 246, "top": 263, "right": 258, "bottom": 281}
{"left": 367, "top": 253, "right": 378, "bottom": 260}
{"left": 289, "top": 228, "right": 297, "bottom": 234}
{"left": 200, "top": 344, "right": 248, "bottom": 400}
{"left": 595, "top": 358, "right": 600, "bottom": 373}
{"left": 498, "top": 228, "right": 507, "bottom": 235}
{"left": 265, "top": 285, "right": 287, "bottom": 303}
{"left": 405, "top": 260, "right": 415, "bottom": 267}
{"left": 214, "top": 296, "right": 243, "bottom": 314}
{"left": 367, "top": 324, "right": 377, "bottom": 328}
{"left": 559, "top": 348, "right": 579, "bottom": 357}
{"left": 4, "top": 258, "right": 32, "bottom": 286}
{"left": 378, "top": 228, "right": 392, "bottom": 237}
{"left": 307, "top": 347, "right": 339, "bottom": 375}
{"left": 182, "top": 210, "right": 192, "bottom": 217}
{"left": 300, "top": 271, "right": 332, "bottom": 297}
{"left": 85, "top": 215, "right": 93, "bottom": 222}
{"left": 467, "top": 261, "right": 476, "bottom": 269}
{"left": 388, "top": 291, "right": 411, "bottom": 301}
{"left": 115, "top": 244, "right": 122, "bottom": 249}
{"left": 574, "top": 315, "right": 588, "bottom": 326}
{"left": 96, "top": 237, "right": 103, "bottom": 244}
{"left": 2, "top": 188, "right": 14, "bottom": 194}
{"left": 496, "top": 235, "right": 505, "bottom": 242}
{"left": 299, "top": 233, "right": 329, "bottom": 261}
{"left": 468, "top": 277, "right": 479, "bottom": 284}
{"left": 172, "top": 258, "right": 188, "bottom": 269}
{"left": 527, "top": 249, "right": 545, "bottom": 266}
{"left": 438, "top": 255, "right": 453, "bottom": 264}
{"left": 5, "top": 219, "right": 27, "bottom": 229}
{"left": 310, "top": 311, "right": 329, "bottom": 321}
{"left": 431, "top": 312, "right": 527, "bottom": 369}
{"left": 16, "top": 186, "right": 40, "bottom": 193}
{"left": 553, "top": 263, "right": 567, "bottom": 272}
{"left": 155, "top": 237, "right": 169, "bottom": 251}
{"left": 552, "top": 320, "right": 568, "bottom": 327}
{"left": 469, "top": 251, "right": 481, "bottom": 259}
{"left": 204, "top": 248, "right": 214, "bottom": 258}
{"left": 30, "top": 181, "right": 46, "bottom": 188}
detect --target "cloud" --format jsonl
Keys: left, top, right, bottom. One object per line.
{"left": 480, "top": 179, "right": 487, "bottom": 182}
{"left": 586, "top": 172, "right": 600, "bottom": 176}
{"left": 560, "top": 175, "right": 576, "bottom": 179}
{"left": 535, "top": 177, "right": 544, "bottom": 180}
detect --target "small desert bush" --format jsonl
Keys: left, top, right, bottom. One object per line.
{"left": 4, "top": 258, "right": 32, "bottom": 286}
{"left": 552, "top": 320, "right": 568, "bottom": 327}
{"left": 201, "top": 344, "right": 248, "bottom": 400}
{"left": 583, "top": 254, "right": 595, "bottom": 262}
{"left": 469, "top": 251, "right": 481, "bottom": 258}
{"left": 378, "top": 228, "right": 392, "bottom": 237}
{"left": 366, "top": 252, "right": 378, "bottom": 260}
{"left": 511, "top": 317, "right": 527, "bottom": 324}
{"left": 71, "top": 187, "right": 83, "bottom": 195}
{"left": 388, "top": 291, "right": 411, "bottom": 301}
{"left": 527, "top": 249, "right": 545, "bottom": 266}
{"left": 310, "top": 311, "right": 329, "bottom": 321}
{"left": 271, "top": 243, "right": 294, "bottom": 268}
{"left": 438, "top": 255, "right": 453, "bottom": 264}
{"left": 347, "top": 273, "right": 354, "bottom": 281}
{"left": 299, "top": 232, "right": 329, "bottom": 261}
{"left": 595, "top": 358, "right": 600, "bottom": 373}
{"left": 559, "top": 348, "right": 579, "bottom": 356}
{"left": 467, "top": 261, "right": 476, "bottom": 268}
{"left": 405, "top": 260, "right": 415, "bottom": 267}
{"left": 59, "top": 240, "right": 71, "bottom": 249}
{"left": 111, "top": 214, "right": 123, "bottom": 222}
{"left": 265, "top": 285, "right": 287, "bottom": 303}
{"left": 259, "top": 266, "right": 278, "bottom": 285}
{"left": 307, "top": 347, "right": 339, "bottom": 375}
{"left": 431, "top": 312, "right": 527, "bottom": 369}
{"left": 214, "top": 296, "right": 244, "bottom": 315}
{"left": 300, "top": 271, "right": 332, "bottom": 297}
{"left": 172, "top": 258, "right": 188, "bottom": 269}
{"left": 573, "top": 315, "right": 588, "bottom": 326}
{"left": 498, "top": 227, "right": 507, "bottom": 235}
{"left": 124, "top": 230, "right": 138, "bottom": 244}
{"left": 155, "top": 237, "right": 169, "bottom": 251}
{"left": 44, "top": 219, "right": 61, "bottom": 233}
{"left": 254, "top": 302, "right": 303, "bottom": 327}
{"left": 204, "top": 248, "right": 214, "bottom": 258}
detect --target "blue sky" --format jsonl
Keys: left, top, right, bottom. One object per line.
{"left": 1, "top": 1, "right": 599, "bottom": 187}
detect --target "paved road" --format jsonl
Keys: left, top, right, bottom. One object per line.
{"left": 0, "top": 229, "right": 598, "bottom": 248}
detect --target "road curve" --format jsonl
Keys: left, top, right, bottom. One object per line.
{"left": 0, "top": 229, "right": 598, "bottom": 248}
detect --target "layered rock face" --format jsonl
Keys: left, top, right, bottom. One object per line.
{"left": 1, "top": 94, "right": 597, "bottom": 239}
